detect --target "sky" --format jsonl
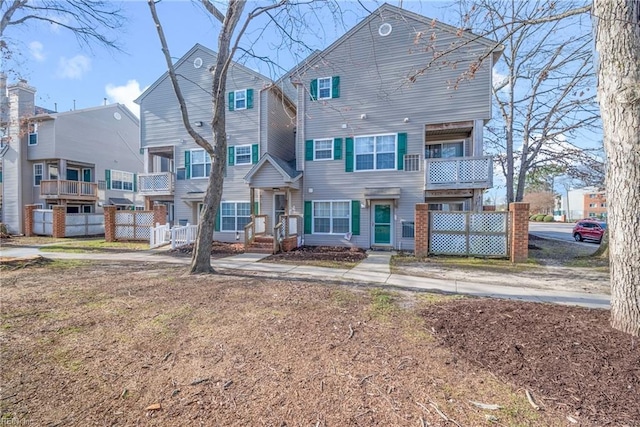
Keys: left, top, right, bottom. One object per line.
{"left": 5, "top": 0, "right": 455, "bottom": 116}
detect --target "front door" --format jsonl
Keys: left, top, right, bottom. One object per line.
{"left": 371, "top": 202, "right": 393, "bottom": 246}
{"left": 274, "top": 193, "right": 286, "bottom": 225}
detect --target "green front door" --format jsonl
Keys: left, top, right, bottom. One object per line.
{"left": 373, "top": 203, "right": 392, "bottom": 245}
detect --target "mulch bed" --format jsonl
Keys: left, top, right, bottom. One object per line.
{"left": 264, "top": 245, "right": 367, "bottom": 263}
{"left": 420, "top": 298, "right": 640, "bottom": 426}
{"left": 168, "top": 241, "right": 245, "bottom": 257}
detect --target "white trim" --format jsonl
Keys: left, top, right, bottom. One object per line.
{"left": 33, "top": 163, "right": 43, "bottom": 186}
{"left": 189, "top": 148, "right": 211, "bottom": 179}
{"left": 425, "top": 139, "right": 465, "bottom": 159}
{"left": 317, "top": 77, "right": 332, "bottom": 100}
{"left": 311, "top": 200, "right": 351, "bottom": 235}
{"left": 220, "top": 201, "right": 251, "bottom": 232}
{"left": 234, "top": 144, "right": 252, "bottom": 165}
{"left": 234, "top": 89, "right": 247, "bottom": 110}
{"left": 313, "top": 138, "right": 333, "bottom": 161}
{"left": 354, "top": 133, "right": 397, "bottom": 171}
{"left": 110, "top": 169, "right": 135, "bottom": 191}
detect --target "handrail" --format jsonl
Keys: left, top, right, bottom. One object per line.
{"left": 244, "top": 220, "right": 255, "bottom": 249}
{"left": 273, "top": 221, "right": 285, "bottom": 254}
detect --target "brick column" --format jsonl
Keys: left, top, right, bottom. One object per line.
{"left": 414, "top": 203, "right": 430, "bottom": 258}
{"left": 52, "top": 205, "right": 66, "bottom": 238}
{"left": 104, "top": 205, "right": 117, "bottom": 242}
{"left": 509, "top": 202, "right": 530, "bottom": 263}
{"left": 24, "top": 204, "right": 37, "bottom": 236}
{"left": 153, "top": 204, "right": 167, "bottom": 226}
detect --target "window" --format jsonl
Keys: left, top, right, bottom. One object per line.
{"left": 318, "top": 77, "right": 332, "bottom": 99}
{"left": 314, "top": 139, "right": 333, "bottom": 160}
{"left": 28, "top": 123, "right": 38, "bottom": 146}
{"left": 355, "top": 134, "right": 396, "bottom": 171}
{"left": 49, "top": 165, "right": 58, "bottom": 180}
{"left": 402, "top": 221, "right": 415, "bottom": 238}
{"left": 34, "top": 163, "right": 43, "bottom": 186}
{"left": 235, "top": 145, "right": 252, "bottom": 165}
{"left": 426, "top": 141, "right": 464, "bottom": 158}
{"left": 313, "top": 201, "right": 350, "bottom": 234}
{"left": 110, "top": 170, "right": 134, "bottom": 191}
{"left": 589, "top": 203, "right": 597, "bottom": 208}
{"left": 404, "top": 154, "right": 421, "bottom": 172}
{"left": 189, "top": 149, "right": 211, "bottom": 178}
{"left": 220, "top": 202, "right": 251, "bottom": 232}
{"left": 601, "top": 203, "right": 607, "bottom": 207}
{"left": 234, "top": 90, "right": 246, "bottom": 110}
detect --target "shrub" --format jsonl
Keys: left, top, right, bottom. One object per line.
{"left": 535, "top": 214, "right": 546, "bottom": 221}
{"left": 543, "top": 215, "right": 554, "bottom": 222}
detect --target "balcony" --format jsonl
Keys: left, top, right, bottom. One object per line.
{"left": 425, "top": 156, "right": 493, "bottom": 191}
{"left": 137, "top": 172, "right": 175, "bottom": 196}
{"left": 40, "top": 179, "right": 98, "bottom": 201}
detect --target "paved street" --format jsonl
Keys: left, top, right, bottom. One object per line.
{"left": 528, "top": 221, "right": 599, "bottom": 247}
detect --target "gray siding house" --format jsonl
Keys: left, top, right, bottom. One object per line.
{"left": 135, "top": 44, "right": 297, "bottom": 240}
{"left": 0, "top": 77, "right": 142, "bottom": 234}
{"left": 289, "top": 3, "right": 502, "bottom": 251}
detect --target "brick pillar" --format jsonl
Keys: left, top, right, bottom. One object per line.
{"left": 24, "top": 204, "right": 37, "bottom": 236}
{"left": 414, "top": 203, "right": 430, "bottom": 258}
{"left": 52, "top": 205, "right": 66, "bottom": 238}
{"left": 153, "top": 204, "right": 167, "bottom": 226}
{"left": 104, "top": 205, "right": 117, "bottom": 242}
{"left": 509, "top": 202, "right": 530, "bottom": 263}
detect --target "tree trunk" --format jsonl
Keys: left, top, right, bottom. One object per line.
{"left": 592, "top": 229, "right": 609, "bottom": 258}
{"left": 593, "top": 0, "right": 640, "bottom": 336}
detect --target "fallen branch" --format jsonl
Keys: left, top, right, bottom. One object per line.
{"left": 348, "top": 324, "right": 354, "bottom": 339}
{"left": 525, "top": 389, "right": 540, "bottom": 411}
{"left": 429, "top": 401, "right": 461, "bottom": 427}
{"left": 469, "top": 400, "right": 502, "bottom": 410}
{"left": 190, "top": 377, "right": 210, "bottom": 386}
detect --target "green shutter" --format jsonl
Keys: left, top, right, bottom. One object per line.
{"left": 215, "top": 207, "right": 221, "bottom": 232}
{"left": 351, "top": 200, "right": 360, "bottom": 235}
{"left": 345, "top": 137, "right": 354, "bottom": 172}
{"left": 333, "top": 138, "right": 342, "bottom": 160}
{"left": 254, "top": 202, "right": 259, "bottom": 215}
{"left": 228, "top": 146, "right": 235, "bottom": 166}
{"left": 246, "top": 89, "right": 254, "bottom": 109}
{"left": 0, "top": 171, "right": 2, "bottom": 183}
{"left": 105, "top": 169, "right": 111, "bottom": 190}
{"left": 305, "top": 140, "right": 314, "bottom": 161}
{"left": 252, "top": 143, "right": 259, "bottom": 164}
{"left": 331, "top": 76, "right": 340, "bottom": 99}
{"left": 185, "top": 151, "right": 191, "bottom": 179}
{"left": 310, "top": 79, "right": 318, "bottom": 101}
{"left": 397, "top": 132, "right": 407, "bottom": 170}
{"left": 304, "top": 201, "right": 312, "bottom": 234}
{"left": 228, "top": 91, "right": 234, "bottom": 111}
{"left": 133, "top": 173, "right": 137, "bottom": 192}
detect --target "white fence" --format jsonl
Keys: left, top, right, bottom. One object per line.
{"left": 429, "top": 211, "right": 509, "bottom": 257}
{"left": 65, "top": 213, "right": 104, "bottom": 237}
{"left": 171, "top": 224, "right": 198, "bottom": 249}
{"left": 150, "top": 223, "right": 171, "bottom": 248}
{"left": 33, "top": 209, "right": 53, "bottom": 235}
{"left": 115, "top": 211, "right": 154, "bottom": 241}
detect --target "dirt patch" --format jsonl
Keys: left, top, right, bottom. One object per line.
{"left": 168, "top": 241, "right": 245, "bottom": 258}
{"left": 263, "top": 245, "right": 367, "bottom": 266}
{"left": 0, "top": 255, "right": 53, "bottom": 270}
{"left": 420, "top": 299, "right": 639, "bottom": 426}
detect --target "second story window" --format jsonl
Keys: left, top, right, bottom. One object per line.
{"left": 314, "top": 139, "right": 333, "bottom": 160}
{"left": 228, "top": 89, "right": 254, "bottom": 111}
{"left": 28, "top": 123, "right": 38, "bottom": 146}
{"left": 34, "top": 163, "right": 43, "bottom": 186}
{"left": 355, "top": 134, "right": 396, "bottom": 171}
{"left": 426, "top": 141, "right": 464, "bottom": 159}
{"left": 318, "top": 77, "right": 332, "bottom": 99}
{"left": 234, "top": 90, "right": 246, "bottom": 110}
{"left": 310, "top": 76, "right": 340, "bottom": 100}
{"left": 188, "top": 149, "right": 211, "bottom": 179}
{"left": 235, "top": 145, "right": 252, "bottom": 165}
{"left": 109, "top": 170, "right": 134, "bottom": 191}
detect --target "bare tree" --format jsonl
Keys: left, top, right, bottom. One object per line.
{"left": 593, "top": 0, "right": 640, "bottom": 337}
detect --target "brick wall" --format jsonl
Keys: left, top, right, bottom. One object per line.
{"left": 153, "top": 204, "right": 167, "bottom": 226}
{"left": 23, "top": 205, "right": 37, "bottom": 236}
{"left": 509, "top": 202, "right": 530, "bottom": 263}
{"left": 104, "top": 205, "right": 117, "bottom": 242}
{"left": 414, "top": 203, "right": 430, "bottom": 257}
{"left": 52, "top": 206, "right": 66, "bottom": 238}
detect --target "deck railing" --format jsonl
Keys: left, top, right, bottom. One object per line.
{"left": 137, "top": 172, "right": 174, "bottom": 195}
{"left": 424, "top": 156, "right": 493, "bottom": 190}
{"left": 40, "top": 180, "right": 98, "bottom": 199}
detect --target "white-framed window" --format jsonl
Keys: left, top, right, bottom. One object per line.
{"left": 314, "top": 139, "right": 333, "bottom": 160}
{"left": 111, "top": 170, "right": 134, "bottom": 191}
{"left": 589, "top": 203, "right": 597, "bottom": 208}
{"left": 234, "top": 90, "right": 246, "bottom": 110}
{"left": 355, "top": 134, "right": 396, "bottom": 171}
{"left": 313, "top": 200, "right": 350, "bottom": 234}
{"left": 318, "top": 77, "right": 332, "bottom": 99}
{"left": 601, "top": 203, "right": 607, "bottom": 207}
{"left": 33, "top": 163, "right": 43, "bottom": 186}
{"left": 48, "top": 164, "right": 58, "bottom": 180}
{"left": 426, "top": 141, "right": 464, "bottom": 159}
{"left": 221, "top": 201, "right": 251, "bottom": 232}
{"left": 235, "top": 145, "right": 252, "bottom": 165}
{"left": 28, "top": 123, "right": 38, "bottom": 146}
{"left": 190, "top": 149, "right": 211, "bottom": 178}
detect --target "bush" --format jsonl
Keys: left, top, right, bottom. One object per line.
{"left": 535, "top": 214, "right": 546, "bottom": 221}
{"left": 543, "top": 215, "right": 554, "bottom": 222}
{"left": 529, "top": 215, "right": 536, "bottom": 221}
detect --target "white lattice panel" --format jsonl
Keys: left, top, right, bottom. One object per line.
{"left": 116, "top": 212, "right": 135, "bottom": 225}
{"left": 469, "top": 235, "right": 507, "bottom": 256}
{"left": 135, "top": 212, "right": 154, "bottom": 227}
{"left": 428, "top": 162, "right": 458, "bottom": 183}
{"left": 431, "top": 212, "right": 466, "bottom": 231}
{"left": 469, "top": 213, "right": 507, "bottom": 232}
{"left": 430, "top": 233, "right": 467, "bottom": 254}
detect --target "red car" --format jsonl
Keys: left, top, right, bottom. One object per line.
{"left": 573, "top": 220, "right": 607, "bottom": 243}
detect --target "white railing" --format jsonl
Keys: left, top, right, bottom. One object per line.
{"left": 424, "top": 156, "right": 493, "bottom": 190}
{"left": 138, "top": 172, "right": 174, "bottom": 195}
{"left": 254, "top": 215, "right": 267, "bottom": 234}
{"left": 150, "top": 223, "right": 171, "bottom": 248}
{"left": 40, "top": 179, "right": 98, "bottom": 198}
{"left": 171, "top": 224, "right": 198, "bottom": 249}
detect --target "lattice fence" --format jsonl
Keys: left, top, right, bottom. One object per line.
{"left": 115, "top": 211, "right": 154, "bottom": 241}
{"left": 429, "top": 211, "right": 508, "bottom": 257}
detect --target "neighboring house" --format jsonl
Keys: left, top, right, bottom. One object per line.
{"left": 137, "top": 4, "right": 501, "bottom": 251}
{"left": 561, "top": 186, "right": 607, "bottom": 221}
{"left": 135, "top": 44, "right": 297, "bottom": 235}
{"left": 0, "top": 76, "right": 142, "bottom": 234}
{"left": 285, "top": 3, "right": 501, "bottom": 250}
{"left": 583, "top": 190, "right": 607, "bottom": 220}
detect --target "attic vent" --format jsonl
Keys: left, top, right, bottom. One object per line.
{"left": 379, "top": 23, "right": 392, "bottom": 37}
{"left": 193, "top": 57, "right": 203, "bottom": 68}
{"left": 113, "top": 112, "right": 122, "bottom": 120}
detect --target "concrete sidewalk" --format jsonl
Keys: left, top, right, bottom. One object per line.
{"left": 0, "top": 245, "right": 610, "bottom": 309}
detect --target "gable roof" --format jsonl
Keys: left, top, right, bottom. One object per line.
{"left": 135, "top": 43, "right": 274, "bottom": 104}
{"left": 244, "top": 153, "right": 302, "bottom": 184}
{"left": 290, "top": 3, "right": 503, "bottom": 77}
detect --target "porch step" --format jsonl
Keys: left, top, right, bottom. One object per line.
{"left": 246, "top": 236, "right": 275, "bottom": 254}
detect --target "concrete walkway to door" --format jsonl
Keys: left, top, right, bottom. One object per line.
{"left": 343, "top": 250, "right": 393, "bottom": 282}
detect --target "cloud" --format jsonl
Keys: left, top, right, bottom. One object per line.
{"left": 105, "top": 80, "right": 146, "bottom": 117}
{"left": 29, "top": 41, "right": 45, "bottom": 62}
{"left": 57, "top": 55, "right": 91, "bottom": 79}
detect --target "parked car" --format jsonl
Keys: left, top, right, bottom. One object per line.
{"left": 573, "top": 220, "right": 607, "bottom": 243}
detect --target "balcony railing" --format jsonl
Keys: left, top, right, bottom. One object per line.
{"left": 425, "top": 156, "right": 493, "bottom": 190}
{"left": 40, "top": 180, "right": 98, "bottom": 199}
{"left": 137, "top": 172, "right": 175, "bottom": 195}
